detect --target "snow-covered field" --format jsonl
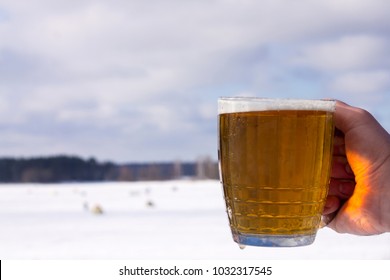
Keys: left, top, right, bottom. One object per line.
{"left": 0, "top": 180, "right": 389, "bottom": 259}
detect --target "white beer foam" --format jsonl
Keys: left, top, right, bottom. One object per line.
{"left": 218, "top": 97, "right": 336, "bottom": 114}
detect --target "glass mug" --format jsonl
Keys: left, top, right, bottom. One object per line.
{"left": 218, "top": 97, "right": 335, "bottom": 247}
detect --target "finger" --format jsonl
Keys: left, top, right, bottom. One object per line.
{"left": 334, "top": 100, "right": 363, "bottom": 133}
{"left": 333, "top": 129, "right": 345, "bottom": 156}
{"left": 334, "top": 100, "right": 380, "bottom": 134}
{"left": 329, "top": 178, "right": 355, "bottom": 199}
{"left": 331, "top": 156, "right": 354, "bottom": 179}
{"left": 323, "top": 195, "right": 340, "bottom": 215}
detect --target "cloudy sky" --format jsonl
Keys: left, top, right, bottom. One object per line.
{"left": 1, "top": 0, "right": 390, "bottom": 163}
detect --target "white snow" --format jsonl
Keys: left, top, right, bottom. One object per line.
{"left": 0, "top": 180, "right": 389, "bottom": 259}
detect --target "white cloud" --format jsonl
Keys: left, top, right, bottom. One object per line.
{"left": 292, "top": 35, "right": 389, "bottom": 72}
{"left": 330, "top": 70, "right": 390, "bottom": 94}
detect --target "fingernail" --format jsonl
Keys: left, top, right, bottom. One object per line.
{"left": 345, "top": 164, "right": 353, "bottom": 175}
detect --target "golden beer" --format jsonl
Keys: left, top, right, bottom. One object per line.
{"left": 218, "top": 98, "right": 335, "bottom": 247}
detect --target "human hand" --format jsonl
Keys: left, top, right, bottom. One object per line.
{"left": 323, "top": 100, "right": 390, "bottom": 235}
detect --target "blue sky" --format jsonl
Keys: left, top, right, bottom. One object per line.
{"left": 0, "top": 0, "right": 390, "bottom": 163}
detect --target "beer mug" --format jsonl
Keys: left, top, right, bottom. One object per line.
{"left": 218, "top": 97, "right": 335, "bottom": 247}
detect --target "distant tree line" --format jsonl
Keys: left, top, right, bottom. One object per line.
{"left": 0, "top": 155, "right": 219, "bottom": 183}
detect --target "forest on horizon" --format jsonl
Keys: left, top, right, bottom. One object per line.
{"left": 0, "top": 155, "right": 218, "bottom": 183}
